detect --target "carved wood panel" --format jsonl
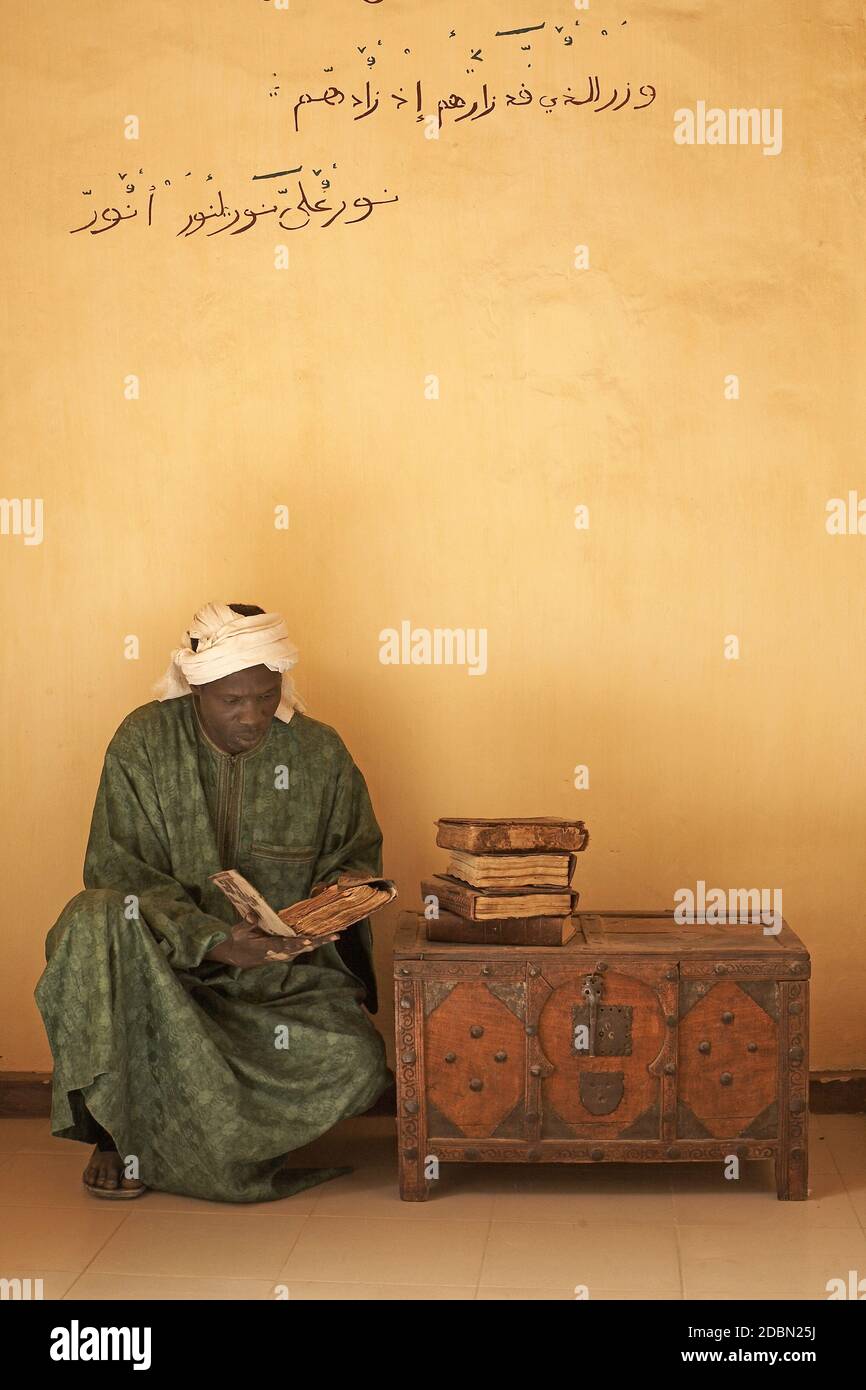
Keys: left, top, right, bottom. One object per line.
{"left": 537, "top": 965, "right": 671, "bottom": 1138}
{"left": 677, "top": 980, "right": 778, "bottom": 1138}
{"left": 424, "top": 979, "right": 526, "bottom": 1139}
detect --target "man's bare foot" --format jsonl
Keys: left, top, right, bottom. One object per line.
{"left": 82, "top": 1145, "right": 146, "bottom": 1196}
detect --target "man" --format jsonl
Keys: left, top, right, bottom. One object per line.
{"left": 34, "top": 601, "right": 393, "bottom": 1202}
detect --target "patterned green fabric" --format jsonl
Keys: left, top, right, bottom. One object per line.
{"left": 34, "top": 696, "right": 392, "bottom": 1203}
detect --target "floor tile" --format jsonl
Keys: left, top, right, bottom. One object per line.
{"left": 479, "top": 1220, "right": 681, "bottom": 1293}
{"left": 313, "top": 1163, "right": 504, "bottom": 1219}
{"left": 688, "top": 1290, "right": 833, "bottom": 1301}
{"left": 278, "top": 1216, "right": 490, "bottom": 1286}
{"left": 803, "top": 1135, "right": 842, "bottom": 1175}
{"left": 0, "top": 1204, "right": 128, "bottom": 1267}
{"left": 0, "top": 1148, "right": 337, "bottom": 1215}
{"left": 815, "top": 1116, "right": 866, "bottom": 1164}
{"left": 476, "top": 1287, "right": 683, "bottom": 1300}
{"left": 678, "top": 1222, "right": 866, "bottom": 1298}
{"left": 63, "top": 1274, "right": 277, "bottom": 1300}
{"left": 669, "top": 1161, "right": 860, "bottom": 1228}
{"left": 140, "top": 1186, "right": 321, "bottom": 1216}
{"left": 515, "top": 1161, "right": 674, "bottom": 1189}
{"left": 834, "top": 1165, "right": 866, "bottom": 1231}
{"left": 490, "top": 1164, "right": 675, "bottom": 1224}
{"left": 821, "top": 1123, "right": 866, "bottom": 1185}
{"left": 269, "top": 1281, "right": 476, "bottom": 1300}
{"left": 3, "top": 1109, "right": 861, "bottom": 1300}
{"left": 0, "top": 1152, "right": 113, "bottom": 1208}
{"left": 830, "top": 1148, "right": 866, "bottom": 1189}
{"left": 87, "top": 1211, "right": 308, "bottom": 1279}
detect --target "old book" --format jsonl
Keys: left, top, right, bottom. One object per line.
{"left": 446, "top": 850, "right": 575, "bottom": 889}
{"left": 436, "top": 817, "right": 589, "bottom": 854}
{"left": 426, "top": 908, "right": 578, "bottom": 945}
{"left": 210, "top": 870, "right": 295, "bottom": 935}
{"left": 422, "top": 875, "right": 577, "bottom": 921}
{"left": 211, "top": 870, "right": 397, "bottom": 939}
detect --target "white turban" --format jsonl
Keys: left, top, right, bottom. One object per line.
{"left": 153, "top": 600, "right": 307, "bottom": 722}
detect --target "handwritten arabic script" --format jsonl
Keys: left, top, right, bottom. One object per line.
{"left": 69, "top": 170, "right": 397, "bottom": 240}
{"left": 280, "top": 76, "right": 656, "bottom": 133}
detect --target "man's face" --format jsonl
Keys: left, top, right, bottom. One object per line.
{"left": 192, "top": 665, "right": 282, "bottom": 754}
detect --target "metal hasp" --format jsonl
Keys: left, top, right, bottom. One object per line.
{"left": 572, "top": 972, "right": 633, "bottom": 1056}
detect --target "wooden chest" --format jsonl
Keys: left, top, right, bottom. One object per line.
{"left": 393, "top": 910, "right": 810, "bottom": 1201}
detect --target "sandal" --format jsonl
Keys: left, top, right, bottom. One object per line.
{"left": 82, "top": 1174, "right": 148, "bottom": 1200}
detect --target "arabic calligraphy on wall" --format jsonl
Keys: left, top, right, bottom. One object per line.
{"left": 66, "top": 12, "right": 655, "bottom": 245}
{"left": 70, "top": 170, "right": 397, "bottom": 240}
{"left": 280, "top": 77, "right": 657, "bottom": 134}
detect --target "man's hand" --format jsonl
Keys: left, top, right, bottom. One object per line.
{"left": 205, "top": 914, "right": 339, "bottom": 970}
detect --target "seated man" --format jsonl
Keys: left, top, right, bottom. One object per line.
{"left": 34, "top": 601, "right": 392, "bottom": 1202}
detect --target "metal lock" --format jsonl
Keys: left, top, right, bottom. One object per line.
{"left": 572, "top": 972, "right": 631, "bottom": 1117}
{"left": 572, "top": 972, "right": 633, "bottom": 1057}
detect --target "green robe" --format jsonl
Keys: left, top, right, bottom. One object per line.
{"left": 34, "top": 696, "right": 393, "bottom": 1203}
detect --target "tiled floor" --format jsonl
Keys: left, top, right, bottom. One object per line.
{"left": 0, "top": 1113, "right": 863, "bottom": 1300}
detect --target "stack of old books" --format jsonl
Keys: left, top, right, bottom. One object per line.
{"left": 421, "top": 816, "right": 589, "bottom": 945}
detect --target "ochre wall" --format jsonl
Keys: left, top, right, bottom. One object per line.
{"left": 1, "top": 1, "right": 863, "bottom": 1072}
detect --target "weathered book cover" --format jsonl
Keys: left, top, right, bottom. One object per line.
{"left": 435, "top": 817, "right": 589, "bottom": 853}
{"left": 425, "top": 907, "right": 578, "bottom": 945}
{"left": 210, "top": 870, "right": 297, "bottom": 936}
{"left": 421, "top": 875, "right": 577, "bottom": 920}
